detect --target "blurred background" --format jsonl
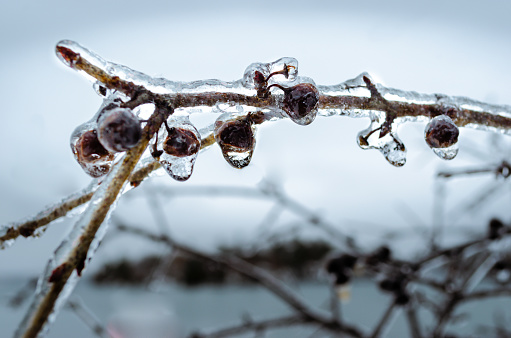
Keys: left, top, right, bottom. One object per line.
{"left": 1, "top": 0, "right": 511, "bottom": 337}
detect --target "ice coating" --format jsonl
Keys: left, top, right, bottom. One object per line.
{"left": 55, "top": 40, "right": 511, "bottom": 167}
{"left": 214, "top": 112, "right": 256, "bottom": 169}
{"left": 15, "top": 150, "right": 126, "bottom": 337}
{"left": 242, "top": 57, "right": 299, "bottom": 89}
{"left": 158, "top": 115, "right": 201, "bottom": 181}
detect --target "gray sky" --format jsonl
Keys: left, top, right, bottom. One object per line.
{"left": 1, "top": 0, "right": 511, "bottom": 276}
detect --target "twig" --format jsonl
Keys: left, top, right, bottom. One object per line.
{"left": 370, "top": 300, "right": 396, "bottom": 338}
{"left": 66, "top": 297, "right": 105, "bottom": 338}
{"left": 16, "top": 103, "right": 168, "bottom": 338}
{"left": 405, "top": 305, "right": 422, "bottom": 338}
{"left": 115, "top": 224, "right": 365, "bottom": 337}
{"left": 191, "top": 314, "right": 304, "bottom": 338}
{"left": 0, "top": 181, "right": 99, "bottom": 245}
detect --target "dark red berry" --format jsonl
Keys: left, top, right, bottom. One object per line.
{"left": 425, "top": 115, "right": 459, "bottom": 149}
{"left": 97, "top": 107, "right": 142, "bottom": 152}
{"left": 488, "top": 218, "right": 505, "bottom": 240}
{"left": 281, "top": 83, "right": 319, "bottom": 122}
{"left": 75, "top": 130, "right": 111, "bottom": 163}
{"left": 163, "top": 127, "right": 200, "bottom": 157}
{"left": 216, "top": 120, "right": 254, "bottom": 151}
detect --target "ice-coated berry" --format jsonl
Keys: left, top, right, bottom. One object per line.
{"left": 73, "top": 129, "right": 114, "bottom": 178}
{"left": 216, "top": 120, "right": 255, "bottom": 151}
{"left": 281, "top": 83, "right": 319, "bottom": 125}
{"left": 425, "top": 115, "right": 459, "bottom": 149}
{"left": 163, "top": 127, "right": 200, "bottom": 157}
{"left": 97, "top": 107, "right": 142, "bottom": 153}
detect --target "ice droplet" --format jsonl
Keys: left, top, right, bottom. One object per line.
{"left": 214, "top": 112, "right": 256, "bottom": 169}
{"left": 158, "top": 116, "right": 201, "bottom": 181}
{"left": 357, "top": 114, "right": 407, "bottom": 167}
{"left": 242, "top": 57, "right": 299, "bottom": 89}
{"left": 432, "top": 144, "right": 459, "bottom": 160}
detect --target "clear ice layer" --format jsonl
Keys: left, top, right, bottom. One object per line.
{"left": 214, "top": 112, "right": 256, "bottom": 169}
{"left": 56, "top": 40, "right": 511, "bottom": 167}
{"left": 158, "top": 115, "right": 200, "bottom": 181}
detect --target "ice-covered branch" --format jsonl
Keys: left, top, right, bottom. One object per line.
{"left": 56, "top": 40, "right": 511, "bottom": 169}
{"left": 11, "top": 39, "right": 511, "bottom": 338}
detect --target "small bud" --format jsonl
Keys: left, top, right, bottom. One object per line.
{"left": 97, "top": 107, "right": 142, "bottom": 153}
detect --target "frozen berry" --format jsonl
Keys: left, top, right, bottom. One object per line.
{"left": 73, "top": 129, "right": 114, "bottom": 178}
{"left": 216, "top": 119, "right": 255, "bottom": 151}
{"left": 425, "top": 115, "right": 459, "bottom": 149}
{"left": 163, "top": 127, "right": 200, "bottom": 157}
{"left": 269, "top": 83, "right": 319, "bottom": 125}
{"left": 97, "top": 107, "right": 142, "bottom": 153}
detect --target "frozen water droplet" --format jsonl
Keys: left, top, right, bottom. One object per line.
{"left": 214, "top": 113, "right": 256, "bottom": 169}
{"left": 158, "top": 116, "right": 201, "bottom": 181}
{"left": 432, "top": 143, "right": 459, "bottom": 160}
{"left": 268, "top": 57, "right": 299, "bottom": 82}
{"left": 358, "top": 117, "right": 407, "bottom": 167}
{"left": 425, "top": 115, "right": 459, "bottom": 160}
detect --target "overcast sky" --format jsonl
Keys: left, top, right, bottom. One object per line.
{"left": 1, "top": 0, "right": 511, "bottom": 276}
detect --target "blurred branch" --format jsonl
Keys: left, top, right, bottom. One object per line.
{"left": 66, "top": 298, "right": 105, "bottom": 338}
{"left": 191, "top": 314, "right": 304, "bottom": 338}
{"left": 115, "top": 223, "right": 364, "bottom": 337}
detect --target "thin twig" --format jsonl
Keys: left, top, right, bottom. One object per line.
{"left": 115, "top": 224, "right": 365, "bottom": 337}
{"left": 370, "top": 300, "right": 396, "bottom": 338}
{"left": 66, "top": 297, "right": 105, "bottom": 338}
{"left": 17, "top": 104, "right": 168, "bottom": 338}
{"left": 191, "top": 314, "right": 304, "bottom": 338}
